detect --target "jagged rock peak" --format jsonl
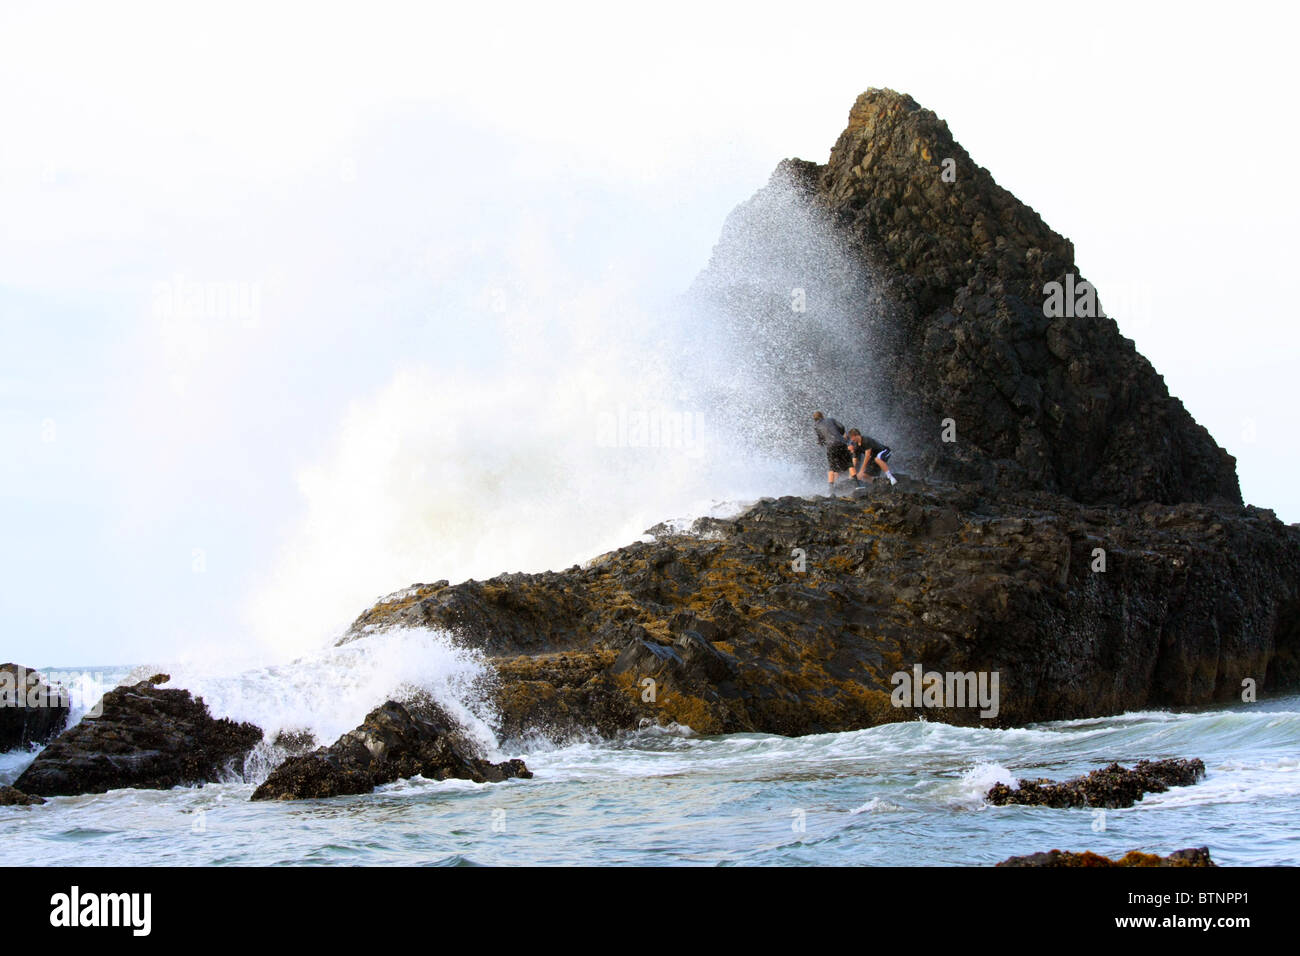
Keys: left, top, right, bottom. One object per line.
{"left": 819, "top": 87, "right": 1075, "bottom": 307}
{"left": 700, "top": 89, "right": 1241, "bottom": 507}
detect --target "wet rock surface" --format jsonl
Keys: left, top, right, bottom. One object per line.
{"left": 250, "top": 700, "right": 531, "bottom": 801}
{"left": 997, "top": 846, "right": 1216, "bottom": 867}
{"left": 986, "top": 758, "right": 1206, "bottom": 809}
{"left": 13, "top": 674, "right": 262, "bottom": 797}
{"left": 0, "top": 785, "right": 46, "bottom": 806}
{"left": 0, "top": 663, "right": 70, "bottom": 751}
{"left": 344, "top": 484, "right": 1300, "bottom": 739}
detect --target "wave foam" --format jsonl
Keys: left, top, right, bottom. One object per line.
{"left": 155, "top": 627, "right": 501, "bottom": 762}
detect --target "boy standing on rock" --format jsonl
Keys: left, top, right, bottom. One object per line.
{"left": 813, "top": 411, "right": 854, "bottom": 495}
{"left": 848, "top": 428, "right": 897, "bottom": 486}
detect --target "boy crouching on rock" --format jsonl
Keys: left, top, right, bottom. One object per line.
{"left": 847, "top": 429, "right": 897, "bottom": 486}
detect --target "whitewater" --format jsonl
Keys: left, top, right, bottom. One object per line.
{"left": 4, "top": 642, "right": 1297, "bottom": 865}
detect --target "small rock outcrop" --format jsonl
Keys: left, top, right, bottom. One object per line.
{"left": 997, "top": 847, "right": 1215, "bottom": 867}
{"left": 250, "top": 700, "right": 531, "bottom": 801}
{"left": 0, "top": 663, "right": 70, "bottom": 751}
{"left": 987, "top": 758, "right": 1206, "bottom": 808}
{"left": 0, "top": 785, "right": 46, "bottom": 806}
{"left": 13, "top": 674, "right": 262, "bottom": 797}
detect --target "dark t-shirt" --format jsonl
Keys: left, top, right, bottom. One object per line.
{"left": 851, "top": 436, "right": 884, "bottom": 464}
{"left": 814, "top": 418, "right": 847, "bottom": 447}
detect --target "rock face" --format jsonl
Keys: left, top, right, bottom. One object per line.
{"left": 343, "top": 482, "right": 1300, "bottom": 738}
{"left": 0, "top": 663, "right": 70, "bottom": 751}
{"left": 14, "top": 674, "right": 262, "bottom": 797}
{"left": 997, "top": 847, "right": 1215, "bottom": 867}
{"left": 986, "top": 758, "right": 1206, "bottom": 809}
{"left": 250, "top": 700, "right": 531, "bottom": 801}
{"left": 693, "top": 89, "right": 1240, "bottom": 507}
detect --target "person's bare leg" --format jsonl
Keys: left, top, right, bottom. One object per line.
{"left": 876, "top": 455, "right": 897, "bottom": 485}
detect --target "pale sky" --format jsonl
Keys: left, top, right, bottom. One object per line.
{"left": 2, "top": 1, "right": 1297, "bottom": 666}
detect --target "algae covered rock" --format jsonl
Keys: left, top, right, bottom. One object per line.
{"left": 0, "top": 785, "right": 46, "bottom": 806}
{"left": 997, "top": 847, "right": 1216, "bottom": 867}
{"left": 987, "top": 758, "right": 1206, "bottom": 809}
{"left": 251, "top": 699, "right": 531, "bottom": 801}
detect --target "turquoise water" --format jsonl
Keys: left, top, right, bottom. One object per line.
{"left": 5, "top": 676, "right": 1297, "bottom": 866}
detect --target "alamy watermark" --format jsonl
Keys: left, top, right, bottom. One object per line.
{"left": 0, "top": 666, "right": 110, "bottom": 718}
{"left": 1043, "top": 274, "right": 1099, "bottom": 319}
{"left": 49, "top": 886, "right": 151, "bottom": 936}
{"left": 152, "top": 274, "right": 262, "bottom": 328}
{"left": 595, "top": 405, "right": 708, "bottom": 449}
{"left": 890, "top": 665, "right": 1000, "bottom": 718}
{"left": 1043, "top": 274, "right": 1155, "bottom": 330}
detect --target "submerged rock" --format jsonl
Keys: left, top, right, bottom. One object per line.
{"left": 250, "top": 700, "right": 531, "bottom": 801}
{"left": 0, "top": 663, "right": 70, "bottom": 751}
{"left": 0, "top": 785, "right": 46, "bottom": 806}
{"left": 986, "top": 758, "right": 1206, "bottom": 809}
{"left": 997, "top": 847, "right": 1215, "bottom": 867}
{"left": 13, "top": 674, "right": 262, "bottom": 797}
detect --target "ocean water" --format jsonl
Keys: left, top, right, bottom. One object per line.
{"left": 4, "top": 634, "right": 1297, "bottom": 866}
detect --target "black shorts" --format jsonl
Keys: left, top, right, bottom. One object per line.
{"left": 827, "top": 444, "right": 853, "bottom": 473}
{"left": 861, "top": 446, "right": 892, "bottom": 474}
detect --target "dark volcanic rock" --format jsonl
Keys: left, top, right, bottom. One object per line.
{"left": 14, "top": 674, "right": 262, "bottom": 797}
{"left": 342, "top": 485, "right": 1300, "bottom": 739}
{"left": 1, "top": 663, "right": 70, "bottom": 751}
{"left": 987, "top": 758, "right": 1206, "bottom": 809}
{"left": 250, "top": 700, "right": 531, "bottom": 801}
{"left": 998, "top": 847, "right": 1216, "bottom": 867}
{"left": 0, "top": 785, "right": 46, "bottom": 806}
{"left": 695, "top": 89, "right": 1240, "bottom": 507}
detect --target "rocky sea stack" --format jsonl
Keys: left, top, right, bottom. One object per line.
{"left": 340, "top": 90, "right": 1299, "bottom": 741}
{"left": 778, "top": 90, "right": 1239, "bottom": 506}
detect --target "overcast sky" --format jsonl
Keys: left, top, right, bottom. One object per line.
{"left": 3, "top": 1, "right": 1297, "bottom": 666}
